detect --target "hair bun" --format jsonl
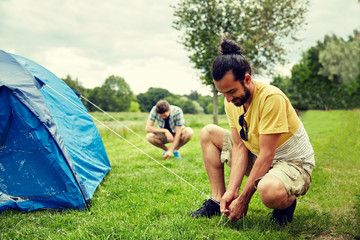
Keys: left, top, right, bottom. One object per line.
{"left": 220, "top": 39, "right": 243, "bottom": 55}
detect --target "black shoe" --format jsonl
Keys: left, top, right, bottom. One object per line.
{"left": 189, "top": 199, "right": 221, "bottom": 218}
{"left": 271, "top": 198, "right": 297, "bottom": 226}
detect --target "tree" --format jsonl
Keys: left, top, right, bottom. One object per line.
{"left": 165, "top": 96, "right": 198, "bottom": 114}
{"left": 205, "top": 95, "right": 226, "bottom": 115}
{"left": 87, "top": 87, "right": 107, "bottom": 111}
{"left": 129, "top": 101, "right": 141, "bottom": 112}
{"left": 62, "top": 75, "right": 90, "bottom": 107}
{"left": 62, "top": 75, "right": 88, "bottom": 97}
{"left": 318, "top": 31, "right": 360, "bottom": 85}
{"left": 272, "top": 30, "right": 360, "bottom": 110}
{"left": 136, "top": 87, "right": 173, "bottom": 112}
{"left": 87, "top": 75, "right": 134, "bottom": 112}
{"left": 172, "top": 0, "right": 309, "bottom": 124}
{"left": 103, "top": 75, "right": 134, "bottom": 111}
{"left": 187, "top": 90, "right": 200, "bottom": 101}
{"left": 197, "top": 95, "right": 213, "bottom": 114}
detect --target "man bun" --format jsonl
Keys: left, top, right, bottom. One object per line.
{"left": 212, "top": 38, "right": 251, "bottom": 82}
{"left": 220, "top": 39, "right": 243, "bottom": 55}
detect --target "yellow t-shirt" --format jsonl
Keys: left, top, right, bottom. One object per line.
{"left": 225, "top": 81, "right": 301, "bottom": 156}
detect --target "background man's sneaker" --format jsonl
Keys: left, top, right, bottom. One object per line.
{"left": 189, "top": 199, "right": 220, "bottom": 218}
{"left": 173, "top": 150, "right": 181, "bottom": 159}
{"left": 271, "top": 198, "right": 297, "bottom": 226}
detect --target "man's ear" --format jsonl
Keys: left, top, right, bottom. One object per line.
{"left": 244, "top": 74, "right": 252, "bottom": 85}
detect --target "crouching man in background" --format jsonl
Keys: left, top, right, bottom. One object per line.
{"left": 146, "top": 100, "right": 193, "bottom": 159}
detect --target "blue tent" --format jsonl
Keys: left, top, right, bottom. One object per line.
{"left": 0, "top": 50, "right": 111, "bottom": 212}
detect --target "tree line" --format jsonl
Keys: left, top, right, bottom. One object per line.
{"left": 63, "top": 29, "right": 359, "bottom": 115}
{"left": 63, "top": 30, "right": 359, "bottom": 115}
{"left": 62, "top": 74, "right": 225, "bottom": 114}
{"left": 272, "top": 30, "right": 360, "bottom": 110}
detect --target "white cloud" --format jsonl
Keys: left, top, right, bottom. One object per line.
{"left": 38, "top": 47, "right": 109, "bottom": 88}
{"left": 1, "top": 0, "right": 359, "bottom": 94}
{"left": 36, "top": 46, "right": 211, "bottom": 95}
{"left": 114, "top": 57, "right": 208, "bottom": 95}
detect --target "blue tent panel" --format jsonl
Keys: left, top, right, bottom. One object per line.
{"left": 12, "top": 53, "right": 111, "bottom": 200}
{"left": 0, "top": 50, "right": 111, "bottom": 212}
{"left": 0, "top": 83, "right": 85, "bottom": 212}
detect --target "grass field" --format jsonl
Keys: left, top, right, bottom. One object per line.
{"left": 1, "top": 110, "right": 359, "bottom": 239}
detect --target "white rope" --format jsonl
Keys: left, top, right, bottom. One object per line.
{"left": 217, "top": 213, "right": 224, "bottom": 226}
{"left": 217, "top": 213, "right": 230, "bottom": 227}
{"left": 80, "top": 95, "right": 152, "bottom": 147}
{"left": 45, "top": 84, "right": 212, "bottom": 201}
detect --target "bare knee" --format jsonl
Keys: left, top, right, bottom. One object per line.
{"left": 257, "top": 175, "right": 289, "bottom": 209}
{"left": 146, "top": 133, "right": 156, "bottom": 142}
{"left": 200, "top": 124, "right": 219, "bottom": 144}
{"left": 182, "top": 127, "right": 194, "bottom": 141}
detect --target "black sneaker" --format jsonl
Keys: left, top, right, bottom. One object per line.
{"left": 189, "top": 199, "right": 220, "bottom": 218}
{"left": 271, "top": 198, "right": 297, "bottom": 226}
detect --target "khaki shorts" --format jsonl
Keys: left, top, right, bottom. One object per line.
{"left": 153, "top": 127, "right": 193, "bottom": 144}
{"left": 220, "top": 130, "right": 311, "bottom": 197}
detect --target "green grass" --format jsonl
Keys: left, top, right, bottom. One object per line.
{"left": 1, "top": 110, "right": 359, "bottom": 239}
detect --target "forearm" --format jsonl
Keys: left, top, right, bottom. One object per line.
{"left": 168, "top": 130, "right": 181, "bottom": 151}
{"left": 224, "top": 128, "right": 248, "bottom": 195}
{"left": 145, "top": 119, "right": 166, "bottom": 134}
{"left": 240, "top": 133, "right": 280, "bottom": 203}
{"left": 240, "top": 153, "right": 274, "bottom": 203}
{"left": 146, "top": 125, "right": 167, "bottom": 133}
{"left": 227, "top": 146, "right": 248, "bottom": 193}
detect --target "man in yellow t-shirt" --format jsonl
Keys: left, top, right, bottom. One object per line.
{"left": 189, "top": 39, "right": 315, "bottom": 226}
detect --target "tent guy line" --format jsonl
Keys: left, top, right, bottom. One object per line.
{"left": 45, "top": 83, "right": 214, "bottom": 202}
{"left": 218, "top": 213, "right": 230, "bottom": 227}
{"left": 80, "top": 95, "right": 152, "bottom": 148}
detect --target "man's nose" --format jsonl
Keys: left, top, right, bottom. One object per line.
{"left": 224, "top": 93, "right": 233, "bottom": 102}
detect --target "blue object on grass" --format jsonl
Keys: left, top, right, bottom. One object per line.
{"left": 173, "top": 150, "right": 181, "bottom": 159}
{"left": 0, "top": 50, "right": 111, "bottom": 212}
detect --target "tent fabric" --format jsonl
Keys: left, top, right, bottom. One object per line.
{"left": 0, "top": 50, "right": 111, "bottom": 212}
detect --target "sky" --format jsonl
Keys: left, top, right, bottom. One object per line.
{"left": 1, "top": 0, "right": 359, "bottom": 96}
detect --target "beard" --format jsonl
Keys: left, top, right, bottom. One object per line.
{"left": 232, "top": 86, "right": 251, "bottom": 107}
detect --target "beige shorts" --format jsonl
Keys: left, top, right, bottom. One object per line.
{"left": 153, "top": 127, "right": 193, "bottom": 144}
{"left": 220, "top": 130, "right": 311, "bottom": 197}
